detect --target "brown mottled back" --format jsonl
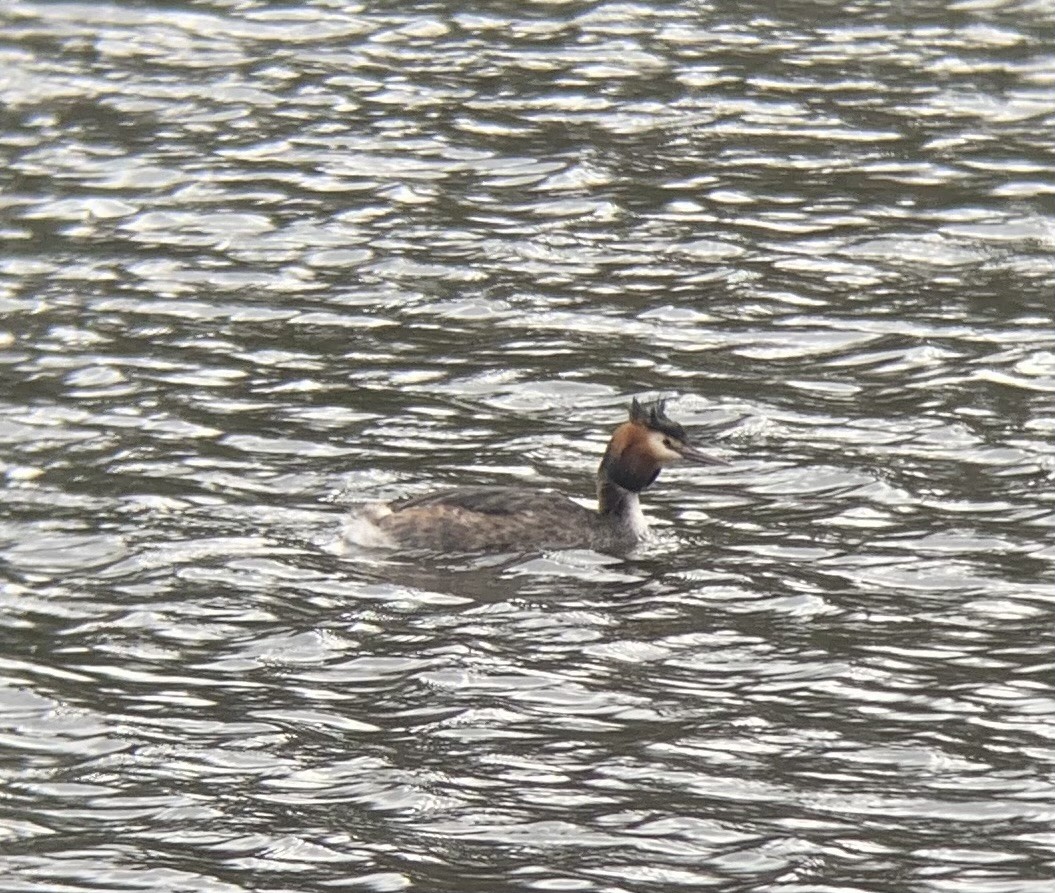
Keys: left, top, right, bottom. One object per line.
{"left": 376, "top": 486, "right": 612, "bottom": 552}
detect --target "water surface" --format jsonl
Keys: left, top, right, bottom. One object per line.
{"left": 1, "top": 1, "right": 1054, "bottom": 891}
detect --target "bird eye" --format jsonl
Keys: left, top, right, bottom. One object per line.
{"left": 663, "top": 438, "right": 675, "bottom": 449}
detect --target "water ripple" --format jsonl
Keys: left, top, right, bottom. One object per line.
{"left": 2, "top": 0, "right": 1054, "bottom": 891}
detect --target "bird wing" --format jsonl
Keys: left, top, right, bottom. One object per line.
{"left": 392, "top": 486, "right": 580, "bottom": 517}
{"left": 378, "top": 486, "right": 598, "bottom": 551}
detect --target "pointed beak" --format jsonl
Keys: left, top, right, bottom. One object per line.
{"left": 676, "top": 442, "right": 726, "bottom": 466}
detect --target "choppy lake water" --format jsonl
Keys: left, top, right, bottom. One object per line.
{"left": 2, "top": 1, "right": 1054, "bottom": 891}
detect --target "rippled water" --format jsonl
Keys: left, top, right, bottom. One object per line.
{"left": 2, "top": 1, "right": 1054, "bottom": 890}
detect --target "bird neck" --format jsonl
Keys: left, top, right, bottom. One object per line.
{"left": 596, "top": 476, "right": 648, "bottom": 540}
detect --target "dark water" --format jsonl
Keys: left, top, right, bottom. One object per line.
{"left": 2, "top": 1, "right": 1054, "bottom": 891}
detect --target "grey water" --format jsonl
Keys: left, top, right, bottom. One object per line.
{"left": 1, "top": 1, "right": 1054, "bottom": 891}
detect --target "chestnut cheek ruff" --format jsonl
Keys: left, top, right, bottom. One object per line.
{"left": 599, "top": 444, "right": 660, "bottom": 493}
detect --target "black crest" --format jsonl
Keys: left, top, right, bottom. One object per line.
{"left": 629, "top": 397, "right": 686, "bottom": 441}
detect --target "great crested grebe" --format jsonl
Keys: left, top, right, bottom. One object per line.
{"left": 345, "top": 398, "right": 723, "bottom": 553}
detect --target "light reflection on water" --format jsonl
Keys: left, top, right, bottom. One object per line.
{"left": 1, "top": 0, "right": 1054, "bottom": 891}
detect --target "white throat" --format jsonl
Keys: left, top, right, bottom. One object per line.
{"left": 597, "top": 477, "right": 653, "bottom": 542}
{"left": 618, "top": 491, "right": 649, "bottom": 540}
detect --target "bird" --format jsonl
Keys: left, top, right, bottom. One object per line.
{"left": 344, "top": 397, "right": 723, "bottom": 553}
